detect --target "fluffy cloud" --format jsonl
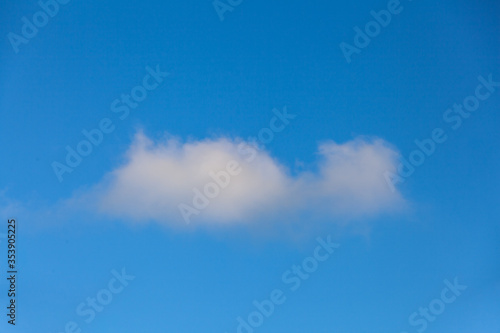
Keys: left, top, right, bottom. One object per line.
{"left": 85, "top": 132, "right": 405, "bottom": 227}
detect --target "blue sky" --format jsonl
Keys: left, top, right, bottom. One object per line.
{"left": 0, "top": 0, "right": 499, "bottom": 332}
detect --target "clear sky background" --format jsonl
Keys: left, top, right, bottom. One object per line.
{"left": 0, "top": 0, "right": 499, "bottom": 332}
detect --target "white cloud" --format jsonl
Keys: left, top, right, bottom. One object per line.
{"left": 83, "top": 132, "right": 405, "bottom": 227}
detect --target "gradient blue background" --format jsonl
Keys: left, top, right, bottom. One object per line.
{"left": 0, "top": 0, "right": 499, "bottom": 332}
